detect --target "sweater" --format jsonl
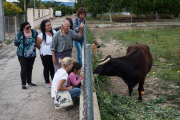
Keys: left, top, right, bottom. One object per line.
{"left": 14, "top": 29, "right": 38, "bottom": 58}
{"left": 66, "top": 72, "right": 83, "bottom": 87}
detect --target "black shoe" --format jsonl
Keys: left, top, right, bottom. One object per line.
{"left": 22, "top": 85, "right": 27, "bottom": 89}
{"left": 28, "top": 83, "right": 37, "bottom": 86}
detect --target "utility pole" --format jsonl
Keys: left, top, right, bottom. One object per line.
{"left": 0, "top": 0, "right": 5, "bottom": 42}
{"left": 24, "top": 0, "right": 26, "bottom": 11}
{"left": 34, "top": 0, "right": 35, "bottom": 9}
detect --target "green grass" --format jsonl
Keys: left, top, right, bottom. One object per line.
{"left": 87, "top": 26, "right": 180, "bottom": 119}
{"left": 5, "top": 40, "right": 13, "bottom": 45}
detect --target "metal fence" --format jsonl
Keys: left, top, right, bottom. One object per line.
{"left": 82, "top": 25, "right": 94, "bottom": 120}
{"left": 4, "top": 14, "right": 26, "bottom": 41}
{"left": 100, "top": 11, "right": 180, "bottom": 23}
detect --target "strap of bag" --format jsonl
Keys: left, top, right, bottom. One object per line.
{"left": 75, "top": 17, "right": 86, "bottom": 26}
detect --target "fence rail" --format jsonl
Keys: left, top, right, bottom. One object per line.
{"left": 81, "top": 25, "right": 94, "bottom": 120}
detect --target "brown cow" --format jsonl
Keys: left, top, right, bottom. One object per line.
{"left": 93, "top": 43, "right": 153, "bottom": 101}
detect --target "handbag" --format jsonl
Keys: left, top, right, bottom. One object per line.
{"left": 54, "top": 90, "right": 73, "bottom": 109}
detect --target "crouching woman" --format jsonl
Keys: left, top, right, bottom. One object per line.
{"left": 51, "top": 57, "right": 81, "bottom": 101}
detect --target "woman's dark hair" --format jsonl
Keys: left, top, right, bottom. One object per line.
{"left": 66, "top": 17, "right": 73, "bottom": 30}
{"left": 76, "top": 7, "right": 87, "bottom": 17}
{"left": 40, "top": 19, "right": 54, "bottom": 43}
{"left": 20, "top": 22, "right": 30, "bottom": 31}
{"left": 68, "top": 62, "right": 82, "bottom": 74}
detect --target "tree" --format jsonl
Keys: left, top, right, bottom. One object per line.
{"left": 3, "top": 1, "right": 22, "bottom": 12}
{"left": 82, "top": 0, "right": 121, "bottom": 21}
{"left": 42, "top": 1, "right": 60, "bottom": 9}
{"left": 53, "top": 5, "right": 73, "bottom": 16}
{"left": 14, "top": 0, "right": 31, "bottom": 11}
{"left": 39, "top": 4, "right": 46, "bottom": 9}
{"left": 28, "top": 0, "right": 42, "bottom": 9}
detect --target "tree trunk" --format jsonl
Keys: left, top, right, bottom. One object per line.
{"left": 24, "top": 0, "right": 26, "bottom": 11}
{"left": 109, "top": 13, "right": 112, "bottom": 22}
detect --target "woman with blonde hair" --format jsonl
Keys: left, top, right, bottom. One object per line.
{"left": 51, "top": 57, "right": 81, "bottom": 104}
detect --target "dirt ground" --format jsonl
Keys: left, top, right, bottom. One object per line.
{"left": 0, "top": 16, "right": 80, "bottom": 120}
{"left": 88, "top": 25, "right": 179, "bottom": 107}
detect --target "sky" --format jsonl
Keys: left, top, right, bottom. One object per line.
{"left": 6, "top": 0, "right": 75, "bottom": 2}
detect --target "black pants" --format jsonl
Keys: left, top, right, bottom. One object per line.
{"left": 40, "top": 55, "right": 54, "bottom": 83}
{"left": 18, "top": 57, "right": 35, "bottom": 85}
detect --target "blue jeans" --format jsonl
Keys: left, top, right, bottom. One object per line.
{"left": 73, "top": 40, "right": 84, "bottom": 66}
{"left": 69, "top": 88, "right": 81, "bottom": 100}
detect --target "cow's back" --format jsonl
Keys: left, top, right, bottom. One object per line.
{"left": 126, "top": 44, "right": 153, "bottom": 73}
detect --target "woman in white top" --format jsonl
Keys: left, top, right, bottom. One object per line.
{"left": 37, "top": 19, "right": 56, "bottom": 87}
{"left": 51, "top": 57, "right": 81, "bottom": 100}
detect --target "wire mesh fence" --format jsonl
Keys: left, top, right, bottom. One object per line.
{"left": 97, "top": 11, "right": 180, "bottom": 23}
{"left": 4, "top": 14, "right": 26, "bottom": 41}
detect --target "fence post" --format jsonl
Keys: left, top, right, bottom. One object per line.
{"left": 85, "top": 44, "right": 94, "bottom": 120}
{"left": 17, "top": 14, "right": 19, "bottom": 32}
{"left": 131, "top": 11, "right": 132, "bottom": 23}
{"left": 8, "top": 15, "right": 10, "bottom": 40}
{"left": 83, "top": 24, "right": 88, "bottom": 119}
{"left": 0, "top": 0, "right": 5, "bottom": 42}
{"left": 156, "top": 11, "right": 158, "bottom": 22}
{"left": 14, "top": 16, "right": 17, "bottom": 36}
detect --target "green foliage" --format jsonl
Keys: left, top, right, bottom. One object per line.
{"left": 15, "top": 0, "right": 31, "bottom": 11}
{"left": 14, "top": 0, "right": 42, "bottom": 10}
{"left": 82, "top": 0, "right": 180, "bottom": 17}
{"left": 5, "top": 40, "right": 13, "bottom": 45}
{"left": 28, "top": 0, "right": 42, "bottom": 8}
{"left": 5, "top": 11, "right": 26, "bottom": 16}
{"left": 4, "top": 1, "right": 22, "bottom": 12}
{"left": 39, "top": 4, "right": 46, "bottom": 9}
{"left": 41, "top": 1, "right": 60, "bottom": 9}
{"left": 53, "top": 5, "right": 73, "bottom": 16}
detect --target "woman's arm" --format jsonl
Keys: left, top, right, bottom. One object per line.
{"left": 36, "top": 36, "right": 43, "bottom": 49}
{"left": 69, "top": 73, "right": 83, "bottom": 86}
{"left": 73, "top": 18, "right": 79, "bottom": 33}
{"left": 57, "top": 79, "right": 73, "bottom": 91}
{"left": 14, "top": 33, "right": 21, "bottom": 46}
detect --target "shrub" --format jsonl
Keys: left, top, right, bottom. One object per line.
{"left": 3, "top": 2, "right": 22, "bottom": 12}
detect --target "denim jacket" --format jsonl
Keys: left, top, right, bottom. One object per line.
{"left": 14, "top": 29, "right": 38, "bottom": 58}
{"left": 73, "top": 17, "right": 86, "bottom": 41}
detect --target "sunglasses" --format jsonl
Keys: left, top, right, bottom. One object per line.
{"left": 80, "top": 8, "right": 86, "bottom": 11}
{"left": 25, "top": 26, "right": 31, "bottom": 29}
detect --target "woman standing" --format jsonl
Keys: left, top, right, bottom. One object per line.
{"left": 73, "top": 7, "right": 87, "bottom": 67}
{"left": 37, "top": 19, "right": 56, "bottom": 88}
{"left": 14, "top": 22, "right": 38, "bottom": 89}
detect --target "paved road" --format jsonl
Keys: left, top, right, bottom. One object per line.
{"left": 0, "top": 16, "right": 79, "bottom": 120}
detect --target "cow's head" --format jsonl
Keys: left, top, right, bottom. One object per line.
{"left": 93, "top": 55, "right": 115, "bottom": 75}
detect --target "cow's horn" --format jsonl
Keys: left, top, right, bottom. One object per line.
{"left": 98, "top": 58, "right": 111, "bottom": 65}
{"left": 97, "top": 57, "right": 106, "bottom": 62}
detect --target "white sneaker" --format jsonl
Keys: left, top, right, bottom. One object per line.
{"left": 45, "top": 83, "right": 51, "bottom": 88}
{"left": 61, "top": 108, "right": 66, "bottom": 111}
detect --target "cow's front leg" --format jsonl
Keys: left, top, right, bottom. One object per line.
{"left": 128, "top": 85, "right": 133, "bottom": 96}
